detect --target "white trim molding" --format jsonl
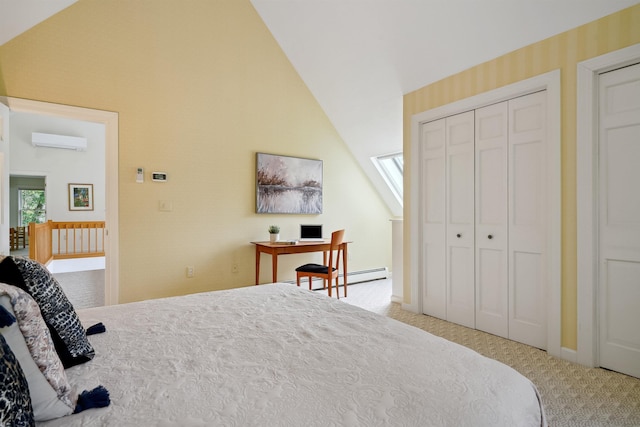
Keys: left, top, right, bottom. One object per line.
{"left": 576, "top": 43, "right": 640, "bottom": 368}
{"left": 0, "top": 97, "right": 120, "bottom": 306}
{"left": 408, "top": 70, "right": 562, "bottom": 359}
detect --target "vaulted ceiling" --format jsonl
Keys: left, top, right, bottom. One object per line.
{"left": 2, "top": 0, "right": 638, "bottom": 216}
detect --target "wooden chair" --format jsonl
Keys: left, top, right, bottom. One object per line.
{"left": 295, "top": 229, "right": 345, "bottom": 298}
{"left": 9, "top": 228, "right": 16, "bottom": 250}
{"left": 15, "top": 226, "right": 27, "bottom": 249}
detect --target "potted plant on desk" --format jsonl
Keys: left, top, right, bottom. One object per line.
{"left": 268, "top": 225, "right": 280, "bottom": 243}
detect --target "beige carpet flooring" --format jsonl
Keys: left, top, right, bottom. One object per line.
{"left": 318, "top": 279, "right": 640, "bottom": 427}
{"left": 53, "top": 269, "right": 105, "bottom": 309}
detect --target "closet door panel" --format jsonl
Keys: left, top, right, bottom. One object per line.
{"left": 512, "top": 251, "right": 543, "bottom": 324}
{"left": 475, "top": 102, "right": 509, "bottom": 338}
{"left": 509, "top": 91, "right": 547, "bottom": 350}
{"left": 421, "top": 119, "right": 447, "bottom": 319}
{"left": 478, "top": 248, "right": 505, "bottom": 314}
{"left": 448, "top": 246, "right": 474, "bottom": 321}
{"left": 446, "top": 111, "right": 475, "bottom": 328}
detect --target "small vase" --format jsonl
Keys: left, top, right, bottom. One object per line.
{"left": 270, "top": 233, "right": 279, "bottom": 243}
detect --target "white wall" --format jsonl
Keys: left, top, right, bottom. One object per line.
{"left": 9, "top": 112, "right": 105, "bottom": 222}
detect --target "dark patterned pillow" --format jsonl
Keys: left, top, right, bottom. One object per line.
{"left": 0, "top": 333, "right": 35, "bottom": 427}
{"left": 0, "top": 256, "right": 24, "bottom": 288}
{"left": 0, "top": 256, "right": 95, "bottom": 368}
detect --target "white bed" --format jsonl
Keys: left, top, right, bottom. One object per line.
{"left": 39, "top": 283, "right": 546, "bottom": 426}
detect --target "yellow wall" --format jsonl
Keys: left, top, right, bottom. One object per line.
{"left": 403, "top": 5, "right": 640, "bottom": 350}
{"left": 0, "top": 0, "right": 392, "bottom": 303}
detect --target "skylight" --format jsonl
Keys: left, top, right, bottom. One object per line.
{"left": 373, "top": 152, "right": 403, "bottom": 206}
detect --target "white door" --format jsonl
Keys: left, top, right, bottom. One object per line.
{"left": 0, "top": 101, "right": 9, "bottom": 255}
{"left": 475, "top": 101, "right": 509, "bottom": 338}
{"left": 598, "top": 62, "right": 640, "bottom": 378}
{"left": 508, "top": 91, "right": 548, "bottom": 350}
{"left": 421, "top": 118, "right": 447, "bottom": 319}
{"left": 445, "top": 111, "right": 475, "bottom": 328}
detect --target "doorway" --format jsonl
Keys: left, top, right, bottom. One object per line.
{"left": 577, "top": 44, "right": 640, "bottom": 378}
{"left": 0, "top": 97, "right": 119, "bottom": 306}
{"left": 597, "top": 62, "right": 640, "bottom": 378}
{"left": 9, "top": 175, "right": 46, "bottom": 253}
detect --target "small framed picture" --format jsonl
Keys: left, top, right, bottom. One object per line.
{"left": 68, "top": 183, "right": 94, "bottom": 211}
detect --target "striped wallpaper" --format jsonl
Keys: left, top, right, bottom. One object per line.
{"left": 403, "top": 4, "right": 640, "bottom": 350}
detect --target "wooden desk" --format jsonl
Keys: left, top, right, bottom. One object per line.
{"left": 251, "top": 240, "right": 349, "bottom": 288}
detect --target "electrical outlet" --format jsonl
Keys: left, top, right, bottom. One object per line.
{"left": 186, "top": 266, "right": 194, "bottom": 278}
{"left": 231, "top": 263, "right": 239, "bottom": 274}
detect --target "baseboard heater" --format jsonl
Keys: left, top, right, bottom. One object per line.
{"left": 283, "top": 267, "right": 388, "bottom": 290}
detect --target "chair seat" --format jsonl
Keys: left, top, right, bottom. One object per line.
{"left": 295, "top": 263, "right": 336, "bottom": 274}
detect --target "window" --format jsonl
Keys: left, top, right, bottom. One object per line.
{"left": 18, "top": 189, "right": 46, "bottom": 226}
{"left": 373, "top": 152, "right": 403, "bottom": 205}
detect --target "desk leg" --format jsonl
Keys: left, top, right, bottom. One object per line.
{"left": 272, "top": 252, "right": 278, "bottom": 283}
{"left": 255, "top": 246, "right": 260, "bottom": 285}
{"left": 343, "top": 243, "right": 348, "bottom": 297}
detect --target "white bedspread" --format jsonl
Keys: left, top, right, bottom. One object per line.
{"left": 39, "top": 283, "right": 546, "bottom": 426}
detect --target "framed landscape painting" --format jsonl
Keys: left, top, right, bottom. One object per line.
{"left": 68, "top": 183, "right": 94, "bottom": 211}
{"left": 256, "top": 153, "right": 323, "bottom": 214}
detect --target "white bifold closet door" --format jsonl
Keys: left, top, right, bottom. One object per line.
{"left": 598, "top": 62, "right": 640, "bottom": 378}
{"left": 475, "top": 102, "right": 509, "bottom": 338}
{"left": 507, "top": 91, "right": 548, "bottom": 350}
{"left": 420, "top": 91, "right": 548, "bottom": 350}
{"left": 420, "top": 111, "right": 476, "bottom": 328}
{"left": 420, "top": 119, "right": 447, "bottom": 319}
{"left": 445, "top": 111, "right": 476, "bottom": 328}
{"left": 474, "top": 93, "right": 548, "bottom": 350}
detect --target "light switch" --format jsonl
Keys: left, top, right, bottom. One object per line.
{"left": 159, "top": 200, "right": 173, "bottom": 212}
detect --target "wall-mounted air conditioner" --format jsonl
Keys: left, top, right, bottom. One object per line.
{"left": 32, "top": 132, "right": 87, "bottom": 151}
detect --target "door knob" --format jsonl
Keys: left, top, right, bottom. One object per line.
{"left": 456, "top": 233, "right": 461, "bottom": 238}
{"left": 488, "top": 235, "right": 493, "bottom": 239}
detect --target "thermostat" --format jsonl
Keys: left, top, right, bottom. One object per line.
{"left": 151, "top": 172, "right": 168, "bottom": 182}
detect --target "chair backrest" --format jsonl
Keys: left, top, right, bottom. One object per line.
{"left": 328, "top": 229, "right": 345, "bottom": 271}
{"left": 330, "top": 229, "right": 345, "bottom": 249}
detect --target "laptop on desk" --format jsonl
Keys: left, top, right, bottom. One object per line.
{"left": 299, "top": 224, "right": 325, "bottom": 242}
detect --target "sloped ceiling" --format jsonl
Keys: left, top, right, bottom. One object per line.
{"left": 250, "top": 0, "right": 639, "bottom": 216}
{"left": 0, "top": 0, "right": 77, "bottom": 46}
{"left": 2, "top": 1, "right": 638, "bottom": 216}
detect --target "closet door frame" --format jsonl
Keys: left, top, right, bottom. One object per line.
{"left": 576, "top": 44, "right": 640, "bottom": 368}
{"left": 409, "top": 69, "right": 562, "bottom": 359}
